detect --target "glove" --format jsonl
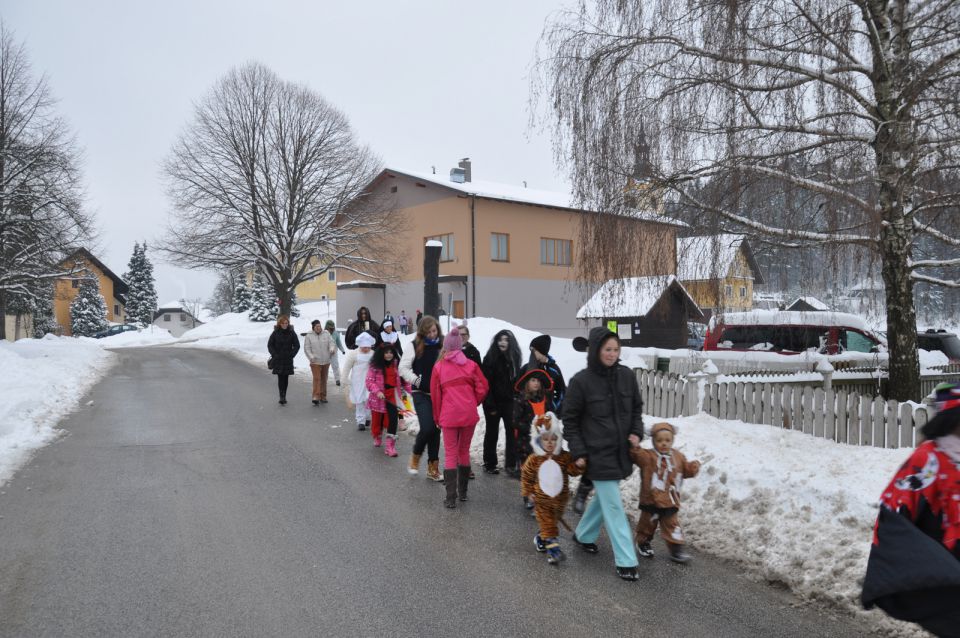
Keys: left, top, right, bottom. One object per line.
{"left": 413, "top": 375, "right": 422, "bottom": 389}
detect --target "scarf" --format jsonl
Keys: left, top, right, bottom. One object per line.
{"left": 652, "top": 450, "right": 681, "bottom": 506}
{"left": 937, "top": 434, "right": 960, "bottom": 467}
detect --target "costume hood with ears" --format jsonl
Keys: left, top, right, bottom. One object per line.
{"left": 514, "top": 368, "right": 555, "bottom": 394}
{"left": 530, "top": 412, "right": 564, "bottom": 456}
{"left": 648, "top": 422, "right": 678, "bottom": 439}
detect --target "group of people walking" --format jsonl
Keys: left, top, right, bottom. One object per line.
{"left": 267, "top": 307, "right": 707, "bottom": 582}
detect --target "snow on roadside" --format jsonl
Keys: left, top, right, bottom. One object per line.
{"left": 0, "top": 335, "right": 115, "bottom": 487}
{"left": 94, "top": 326, "right": 178, "bottom": 348}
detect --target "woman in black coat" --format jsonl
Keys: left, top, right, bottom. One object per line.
{"left": 267, "top": 314, "right": 300, "bottom": 404}
{"left": 481, "top": 329, "right": 522, "bottom": 474}
{"left": 345, "top": 306, "right": 381, "bottom": 350}
{"left": 563, "top": 327, "right": 644, "bottom": 581}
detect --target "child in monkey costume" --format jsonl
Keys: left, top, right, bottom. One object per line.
{"left": 521, "top": 412, "right": 584, "bottom": 565}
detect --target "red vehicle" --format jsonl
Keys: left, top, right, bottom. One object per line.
{"left": 704, "top": 311, "right": 884, "bottom": 355}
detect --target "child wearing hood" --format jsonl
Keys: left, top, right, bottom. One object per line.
{"left": 380, "top": 316, "right": 403, "bottom": 358}
{"left": 365, "top": 344, "right": 411, "bottom": 457}
{"left": 342, "top": 331, "right": 377, "bottom": 430}
{"left": 630, "top": 422, "right": 701, "bottom": 563}
{"left": 521, "top": 412, "right": 584, "bottom": 564}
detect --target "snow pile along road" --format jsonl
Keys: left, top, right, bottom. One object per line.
{"left": 0, "top": 335, "right": 115, "bottom": 486}
{"left": 94, "top": 326, "right": 178, "bottom": 348}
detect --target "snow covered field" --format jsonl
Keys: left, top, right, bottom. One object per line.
{"left": 0, "top": 336, "right": 114, "bottom": 486}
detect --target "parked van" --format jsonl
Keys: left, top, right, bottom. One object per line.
{"left": 703, "top": 310, "right": 884, "bottom": 355}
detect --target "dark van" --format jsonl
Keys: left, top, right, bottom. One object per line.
{"left": 704, "top": 311, "right": 884, "bottom": 355}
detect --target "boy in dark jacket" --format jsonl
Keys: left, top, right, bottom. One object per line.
{"left": 519, "top": 334, "right": 566, "bottom": 414}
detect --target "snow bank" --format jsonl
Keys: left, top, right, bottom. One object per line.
{"left": 0, "top": 335, "right": 114, "bottom": 487}
{"left": 94, "top": 326, "right": 178, "bottom": 348}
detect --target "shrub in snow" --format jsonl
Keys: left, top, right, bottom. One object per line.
{"left": 70, "top": 276, "right": 109, "bottom": 336}
{"left": 122, "top": 242, "right": 158, "bottom": 327}
{"left": 231, "top": 279, "right": 252, "bottom": 313}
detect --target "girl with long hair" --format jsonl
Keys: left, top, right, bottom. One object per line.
{"left": 399, "top": 316, "right": 444, "bottom": 481}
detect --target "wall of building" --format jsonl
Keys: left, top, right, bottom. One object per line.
{"left": 682, "top": 248, "right": 755, "bottom": 314}
{"left": 54, "top": 257, "right": 122, "bottom": 336}
{"left": 4, "top": 313, "right": 33, "bottom": 342}
{"left": 295, "top": 267, "right": 338, "bottom": 301}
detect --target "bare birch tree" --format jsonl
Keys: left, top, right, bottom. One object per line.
{"left": 536, "top": 0, "right": 960, "bottom": 400}
{"left": 0, "top": 23, "right": 92, "bottom": 339}
{"left": 161, "top": 62, "right": 390, "bottom": 316}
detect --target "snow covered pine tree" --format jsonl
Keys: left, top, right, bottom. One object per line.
{"left": 70, "top": 275, "right": 109, "bottom": 337}
{"left": 248, "top": 276, "right": 275, "bottom": 322}
{"left": 123, "top": 242, "right": 159, "bottom": 327}
{"left": 231, "top": 279, "right": 252, "bottom": 313}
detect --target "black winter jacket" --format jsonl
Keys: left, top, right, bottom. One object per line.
{"left": 268, "top": 327, "right": 301, "bottom": 376}
{"left": 483, "top": 353, "right": 518, "bottom": 409}
{"left": 462, "top": 343, "right": 482, "bottom": 368}
{"left": 344, "top": 307, "right": 380, "bottom": 350}
{"left": 562, "top": 327, "right": 644, "bottom": 481}
{"left": 518, "top": 356, "right": 566, "bottom": 413}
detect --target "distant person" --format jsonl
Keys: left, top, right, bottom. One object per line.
{"left": 563, "top": 327, "right": 644, "bottom": 582}
{"left": 520, "top": 334, "right": 566, "bottom": 414}
{"left": 325, "top": 320, "right": 345, "bottom": 386}
{"left": 304, "top": 319, "right": 335, "bottom": 405}
{"left": 430, "top": 327, "right": 488, "bottom": 508}
{"left": 398, "top": 310, "right": 409, "bottom": 335}
{"left": 342, "top": 331, "right": 376, "bottom": 430}
{"left": 345, "top": 306, "right": 380, "bottom": 350}
{"left": 415, "top": 309, "right": 423, "bottom": 327}
{"left": 365, "top": 344, "right": 410, "bottom": 457}
{"left": 630, "top": 422, "right": 700, "bottom": 564}
{"left": 521, "top": 413, "right": 584, "bottom": 565}
{"left": 481, "top": 329, "right": 522, "bottom": 475}
{"left": 267, "top": 314, "right": 300, "bottom": 405}
{"left": 862, "top": 384, "right": 960, "bottom": 636}
{"left": 399, "top": 316, "right": 444, "bottom": 481}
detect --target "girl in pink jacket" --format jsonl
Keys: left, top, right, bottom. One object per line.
{"left": 431, "top": 327, "right": 489, "bottom": 508}
{"left": 365, "top": 345, "right": 411, "bottom": 457}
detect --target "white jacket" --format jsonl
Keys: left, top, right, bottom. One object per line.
{"left": 304, "top": 330, "right": 335, "bottom": 365}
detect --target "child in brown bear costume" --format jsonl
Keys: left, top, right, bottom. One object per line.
{"left": 521, "top": 412, "right": 584, "bottom": 565}
{"left": 630, "top": 422, "right": 700, "bottom": 563}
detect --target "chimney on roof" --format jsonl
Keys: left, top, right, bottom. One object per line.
{"left": 458, "top": 157, "right": 471, "bottom": 183}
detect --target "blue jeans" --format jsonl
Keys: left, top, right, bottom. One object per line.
{"left": 575, "top": 479, "right": 638, "bottom": 568}
{"left": 412, "top": 393, "right": 440, "bottom": 461}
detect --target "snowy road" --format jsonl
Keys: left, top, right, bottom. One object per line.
{"left": 0, "top": 347, "right": 870, "bottom": 637}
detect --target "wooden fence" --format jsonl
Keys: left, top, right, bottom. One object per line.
{"left": 637, "top": 369, "right": 934, "bottom": 449}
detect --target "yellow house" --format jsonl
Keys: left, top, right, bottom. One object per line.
{"left": 54, "top": 248, "right": 128, "bottom": 336}
{"left": 676, "top": 234, "right": 765, "bottom": 317}
{"left": 336, "top": 162, "right": 682, "bottom": 336}
{"left": 294, "top": 259, "right": 338, "bottom": 302}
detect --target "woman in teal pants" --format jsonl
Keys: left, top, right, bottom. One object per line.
{"left": 563, "top": 327, "right": 645, "bottom": 581}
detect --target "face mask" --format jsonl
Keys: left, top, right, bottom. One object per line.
{"left": 498, "top": 336, "right": 509, "bottom": 351}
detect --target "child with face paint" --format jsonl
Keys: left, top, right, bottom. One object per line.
{"left": 481, "top": 330, "right": 522, "bottom": 475}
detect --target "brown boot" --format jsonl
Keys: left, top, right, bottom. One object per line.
{"left": 407, "top": 453, "right": 421, "bottom": 475}
{"left": 443, "top": 469, "right": 458, "bottom": 508}
{"left": 426, "top": 459, "right": 443, "bottom": 482}
{"left": 457, "top": 465, "right": 471, "bottom": 501}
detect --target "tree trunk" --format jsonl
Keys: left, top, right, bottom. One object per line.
{"left": 880, "top": 224, "right": 921, "bottom": 401}
{"left": 0, "top": 290, "right": 6, "bottom": 341}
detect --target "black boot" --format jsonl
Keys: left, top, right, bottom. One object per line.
{"left": 457, "top": 465, "right": 471, "bottom": 501}
{"left": 443, "top": 469, "right": 458, "bottom": 508}
{"left": 573, "top": 482, "right": 591, "bottom": 515}
{"left": 279, "top": 393, "right": 287, "bottom": 405}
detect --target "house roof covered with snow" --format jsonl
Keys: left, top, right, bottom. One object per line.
{"left": 709, "top": 310, "right": 873, "bottom": 333}
{"left": 378, "top": 167, "right": 687, "bottom": 227}
{"left": 676, "top": 234, "right": 765, "bottom": 284}
{"left": 786, "top": 296, "right": 830, "bottom": 311}
{"left": 577, "top": 275, "right": 703, "bottom": 319}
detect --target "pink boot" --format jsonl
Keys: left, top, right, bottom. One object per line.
{"left": 384, "top": 434, "right": 398, "bottom": 457}
{"left": 373, "top": 434, "right": 382, "bottom": 447}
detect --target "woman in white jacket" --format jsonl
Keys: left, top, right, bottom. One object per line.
{"left": 304, "top": 319, "right": 335, "bottom": 405}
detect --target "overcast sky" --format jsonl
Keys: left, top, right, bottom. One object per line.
{"left": 4, "top": 0, "right": 571, "bottom": 304}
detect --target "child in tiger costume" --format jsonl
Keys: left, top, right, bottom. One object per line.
{"left": 520, "top": 412, "right": 584, "bottom": 565}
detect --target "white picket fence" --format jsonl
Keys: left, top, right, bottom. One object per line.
{"left": 637, "top": 369, "right": 933, "bottom": 449}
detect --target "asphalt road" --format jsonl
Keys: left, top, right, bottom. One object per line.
{"left": 0, "top": 347, "right": 871, "bottom": 638}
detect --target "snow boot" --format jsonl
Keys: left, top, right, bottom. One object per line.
{"left": 384, "top": 434, "right": 398, "bottom": 457}
{"left": 545, "top": 538, "right": 564, "bottom": 565}
{"left": 426, "top": 460, "right": 443, "bottom": 482}
{"left": 668, "top": 544, "right": 691, "bottom": 564}
{"left": 572, "top": 482, "right": 591, "bottom": 515}
{"left": 457, "top": 465, "right": 470, "bottom": 501}
{"left": 443, "top": 469, "right": 458, "bottom": 508}
{"left": 637, "top": 542, "right": 655, "bottom": 558}
{"left": 373, "top": 434, "right": 382, "bottom": 447}
{"left": 408, "top": 453, "right": 421, "bottom": 475}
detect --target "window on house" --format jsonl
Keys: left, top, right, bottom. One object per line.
{"left": 164, "top": 314, "right": 171, "bottom": 322}
{"left": 114, "top": 305, "right": 120, "bottom": 316}
{"left": 490, "top": 233, "right": 509, "bottom": 262}
{"left": 540, "top": 238, "right": 572, "bottom": 266}
{"left": 72, "top": 280, "right": 79, "bottom": 288}
{"left": 328, "top": 270, "right": 336, "bottom": 281}
{"left": 180, "top": 313, "right": 187, "bottom": 321}
{"left": 390, "top": 186, "right": 398, "bottom": 193}
{"left": 725, "top": 284, "right": 733, "bottom": 297}
{"left": 426, "top": 233, "right": 455, "bottom": 261}
{"left": 740, "top": 286, "right": 747, "bottom": 298}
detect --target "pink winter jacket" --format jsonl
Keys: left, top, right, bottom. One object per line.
{"left": 365, "top": 363, "right": 411, "bottom": 414}
{"left": 430, "top": 351, "right": 489, "bottom": 428}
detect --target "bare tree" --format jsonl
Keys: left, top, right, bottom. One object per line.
{"left": 536, "top": 0, "right": 960, "bottom": 400}
{"left": 0, "top": 22, "right": 92, "bottom": 339}
{"left": 160, "top": 62, "right": 391, "bottom": 316}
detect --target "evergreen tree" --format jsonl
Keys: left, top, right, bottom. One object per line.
{"left": 70, "top": 275, "right": 108, "bottom": 336}
{"left": 123, "top": 242, "right": 159, "bottom": 327}
{"left": 231, "top": 278, "right": 252, "bottom": 313}
{"left": 248, "top": 275, "right": 274, "bottom": 322}
{"left": 286, "top": 287, "right": 300, "bottom": 317}
{"left": 29, "top": 283, "right": 58, "bottom": 337}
